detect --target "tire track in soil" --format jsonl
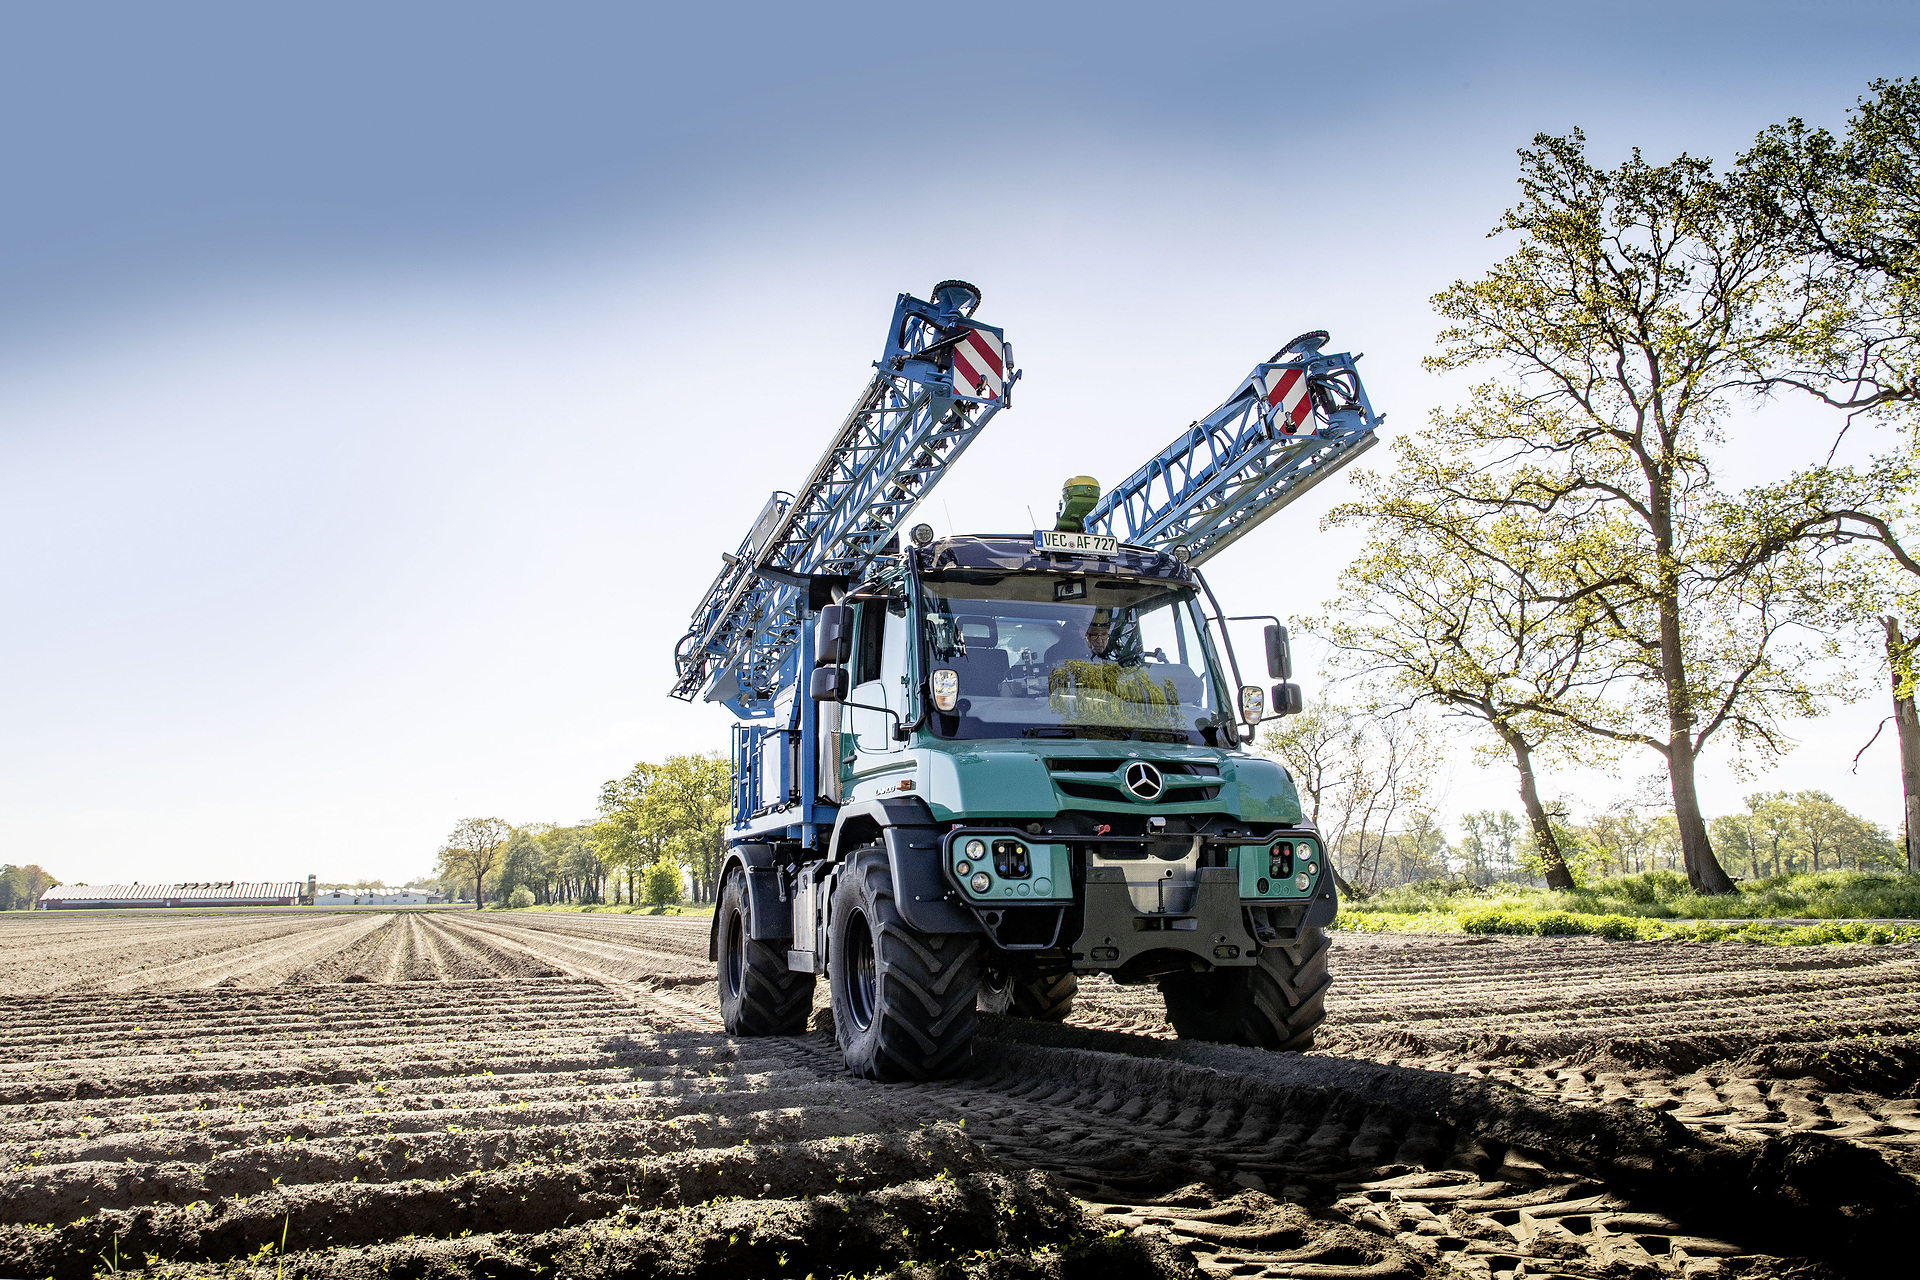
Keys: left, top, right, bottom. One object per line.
{"left": 1, "top": 911, "right": 1911, "bottom": 1279}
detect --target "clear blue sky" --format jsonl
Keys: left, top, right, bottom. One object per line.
{"left": 4, "top": 3, "right": 1915, "bottom": 883}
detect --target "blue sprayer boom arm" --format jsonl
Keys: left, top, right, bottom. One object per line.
{"left": 1085, "top": 331, "right": 1382, "bottom": 565}
{"left": 670, "top": 282, "right": 1017, "bottom": 718}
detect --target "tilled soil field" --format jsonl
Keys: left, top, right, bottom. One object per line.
{"left": 3, "top": 910, "right": 1917, "bottom": 1280}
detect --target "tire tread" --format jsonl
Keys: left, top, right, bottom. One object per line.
{"left": 1159, "top": 927, "right": 1330, "bottom": 1051}
{"left": 832, "top": 847, "right": 981, "bottom": 1080}
{"left": 718, "top": 871, "right": 814, "bottom": 1036}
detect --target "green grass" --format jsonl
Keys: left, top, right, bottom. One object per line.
{"left": 1337, "top": 906, "right": 1920, "bottom": 945}
{"left": 1335, "top": 870, "right": 1920, "bottom": 945}
{"left": 1347, "top": 869, "right": 1920, "bottom": 920}
{"left": 516, "top": 902, "right": 714, "bottom": 917}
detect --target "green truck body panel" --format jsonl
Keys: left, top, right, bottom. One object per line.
{"left": 841, "top": 737, "right": 1319, "bottom": 913}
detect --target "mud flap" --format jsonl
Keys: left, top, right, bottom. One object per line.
{"left": 1304, "top": 885, "right": 1338, "bottom": 929}
{"left": 743, "top": 866, "right": 791, "bottom": 941}
{"left": 1071, "top": 867, "right": 1259, "bottom": 973}
{"left": 881, "top": 827, "right": 979, "bottom": 935}
{"left": 710, "top": 843, "right": 787, "bottom": 960}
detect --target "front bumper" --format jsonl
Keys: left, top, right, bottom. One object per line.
{"left": 1074, "top": 864, "right": 1261, "bottom": 971}
{"left": 937, "top": 822, "right": 1328, "bottom": 971}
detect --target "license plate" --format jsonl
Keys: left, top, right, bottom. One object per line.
{"left": 1035, "top": 530, "right": 1118, "bottom": 555}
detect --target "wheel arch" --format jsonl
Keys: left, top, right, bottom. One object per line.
{"left": 828, "top": 798, "right": 980, "bottom": 936}
{"left": 708, "top": 842, "right": 780, "bottom": 962}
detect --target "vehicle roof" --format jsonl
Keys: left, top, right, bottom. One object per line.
{"left": 915, "top": 534, "right": 1192, "bottom": 583}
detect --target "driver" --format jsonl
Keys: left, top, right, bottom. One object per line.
{"left": 1079, "top": 608, "right": 1114, "bottom": 660}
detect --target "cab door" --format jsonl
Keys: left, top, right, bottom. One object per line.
{"left": 843, "top": 600, "right": 907, "bottom": 776}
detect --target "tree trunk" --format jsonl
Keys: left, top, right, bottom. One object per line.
{"left": 1498, "top": 726, "right": 1576, "bottom": 890}
{"left": 1667, "top": 746, "right": 1735, "bottom": 893}
{"left": 1881, "top": 617, "right": 1920, "bottom": 874}
{"left": 1645, "top": 474, "right": 1736, "bottom": 894}
{"left": 1328, "top": 861, "right": 1359, "bottom": 900}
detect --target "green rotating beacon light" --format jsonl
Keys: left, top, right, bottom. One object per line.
{"left": 1055, "top": 475, "right": 1102, "bottom": 532}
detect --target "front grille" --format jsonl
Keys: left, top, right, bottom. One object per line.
{"left": 1055, "top": 780, "right": 1221, "bottom": 805}
{"left": 1056, "top": 780, "right": 1125, "bottom": 802}
{"left": 1046, "top": 759, "right": 1116, "bottom": 773}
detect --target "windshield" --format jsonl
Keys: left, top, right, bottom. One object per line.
{"left": 920, "top": 572, "right": 1235, "bottom": 744}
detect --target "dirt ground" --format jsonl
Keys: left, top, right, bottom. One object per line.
{"left": 2, "top": 910, "right": 1916, "bottom": 1279}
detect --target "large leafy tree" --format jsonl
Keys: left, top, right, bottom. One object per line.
{"left": 640, "top": 753, "right": 731, "bottom": 903}
{"left": 492, "top": 824, "right": 550, "bottom": 904}
{"left": 597, "top": 761, "right": 661, "bottom": 904}
{"left": 437, "top": 817, "right": 511, "bottom": 909}
{"left": 1730, "top": 81, "right": 1920, "bottom": 870}
{"left": 1422, "top": 129, "right": 1849, "bottom": 893}
{"left": 1322, "top": 488, "right": 1622, "bottom": 889}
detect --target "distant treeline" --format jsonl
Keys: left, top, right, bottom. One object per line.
{"left": 435, "top": 752, "right": 729, "bottom": 908}
{"left": 1263, "top": 702, "right": 1904, "bottom": 896}
{"left": 0, "top": 864, "right": 59, "bottom": 911}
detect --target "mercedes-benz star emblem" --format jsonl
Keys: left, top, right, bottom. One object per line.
{"left": 1123, "top": 761, "right": 1164, "bottom": 801}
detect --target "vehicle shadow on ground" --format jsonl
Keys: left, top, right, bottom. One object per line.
{"left": 968, "top": 1013, "right": 1918, "bottom": 1270}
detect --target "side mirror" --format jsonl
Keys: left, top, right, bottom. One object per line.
{"left": 1238, "top": 684, "right": 1266, "bottom": 724}
{"left": 815, "top": 604, "right": 851, "bottom": 667}
{"left": 1272, "top": 682, "right": 1304, "bottom": 716}
{"left": 1264, "top": 623, "right": 1292, "bottom": 680}
{"left": 809, "top": 666, "right": 850, "bottom": 702}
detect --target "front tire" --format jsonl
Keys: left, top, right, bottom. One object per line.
{"left": 717, "top": 869, "right": 814, "bottom": 1036}
{"left": 1158, "top": 926, "right": 1329, "bottom": 1051}
{"left": 978, "top": 967, "right": 1077, "bottom": 1021}
{"left": 829, "top": 846, "right": 982, "bottom": 1080}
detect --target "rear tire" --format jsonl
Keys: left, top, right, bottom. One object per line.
{"left": 979, "top": 967, "right": 1077, "bottom": 1021}
{"left": 717, "top": 869, "right": 814, "bottom": 1036}
{"left": 829, "top": 845, "right": 982, "bottom": 1080}
{"left": 1158, "top": 926, "right": 1329, "bottom": 1051}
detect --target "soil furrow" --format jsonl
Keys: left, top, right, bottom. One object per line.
{"left": 5, "top": 909, "right": 1915, "bottom": 1279}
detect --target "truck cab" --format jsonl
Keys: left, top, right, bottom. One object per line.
{"left": 713, "top": 530, "right": 1335, "bottom": 1080}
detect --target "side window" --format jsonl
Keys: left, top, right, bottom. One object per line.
{"left": 853, "top": 601, "right": 886, "bottom": 686}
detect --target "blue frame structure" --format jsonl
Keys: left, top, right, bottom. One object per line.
{"left": 671, "top": 300, "right": 1385, "bottom": 847}
{"left": 1085, "top": 332, "right": 1382, "bottom": 566}
{"left": 671, "top": 282, "right": 1018, "bottom": 720}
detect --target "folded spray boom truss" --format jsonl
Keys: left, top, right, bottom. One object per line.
{"left": 1085, "top": 331, "right": 1382, "bottom": 566}
{"left": 670, "top": 282, "right": 1016, "bottom": 718}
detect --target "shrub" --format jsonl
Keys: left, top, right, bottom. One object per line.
{"left": 1459, "top": 906, "right": 1527, "bottom": 934}
{"left": 642, "top": 860, "right": 683, "bottom": 907}
{"left": 1592, "top": 914, "right": 1646, "bottom": 940}
{"left": 507, "top": 886, "right": 535, "bottom": 909}
{"left": 1531, "top": 911, "right": 1585, "bottom": 935}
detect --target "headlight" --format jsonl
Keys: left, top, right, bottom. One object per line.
{"left": 931, "top": 668, "right": 959, "bottom": 711}
{"left": 969, "top": 872, "right": 992, "bottom": 893}
{"left": 1294, "top": 873, "right": 1310, "bottom": 891}
{"left": 964, "top": 839, "right": 985, "bottom": 859}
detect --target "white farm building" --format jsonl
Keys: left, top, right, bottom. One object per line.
{"left": 39, "top": 882, "right": 306, "bottom": 909}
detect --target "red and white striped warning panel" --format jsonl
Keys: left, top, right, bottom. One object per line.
{"left": 1260, "top": 365, "right": 1315, "bottom": 433}
{"left": 950, "top": 327, "right": 1005, "bottom": 400}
